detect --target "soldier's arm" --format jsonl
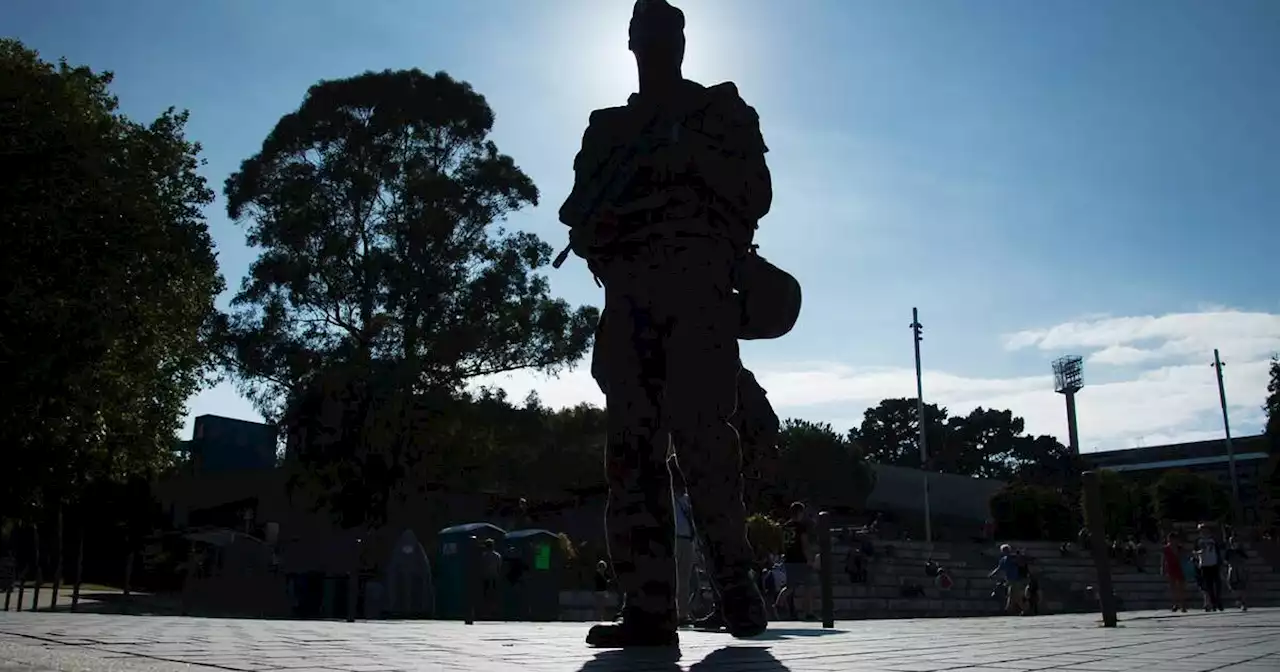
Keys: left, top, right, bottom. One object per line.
{"left": 689, "top": 83, "right": 772, "bottom": 222}
{"left": 559, "top": 110, "right": 611, "bottom": 228}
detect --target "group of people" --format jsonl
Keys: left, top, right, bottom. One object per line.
{"left": 989, "top": 544, "right": 1040, "bottom": 616}
{"left": 1160, "top": 523, "right": 1250, "bottom": 612}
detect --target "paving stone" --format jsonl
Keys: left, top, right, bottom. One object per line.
{"left": 0, "top": 609, "right": 1278, "bottom": 671}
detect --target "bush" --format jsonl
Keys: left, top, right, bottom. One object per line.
{"left": 1150, "top": 470, "right": 1231, "bottom": 524}
{"left": 746, "top": 514, "right": 783, "bottom": 562}
{"left": 989, "top": 484, "right": 1074, "bottom": 540}
{"left": 1081, "top": 470, "right": 1152, "bottom": 539}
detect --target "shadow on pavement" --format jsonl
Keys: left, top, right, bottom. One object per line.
{"left": 577, "top": 646, "right": 791, "bottom": 672}
{"left": 30, "top": 593, "right": 288, "bottom": 620}
{"left": 690, "top": 647, "right": 792, "bottom": 670}
{"left": 577, "top": 647, "right": 682, "bottom": 672}
{"left": 750, "top": 627, "right": 849, "bottom": 640}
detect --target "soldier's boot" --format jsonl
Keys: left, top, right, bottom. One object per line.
{"left": 693, "top": 570, "right": 767, "bottom": 637}
{"left": 586, "top": 604, "right": 680, "bottom": 648}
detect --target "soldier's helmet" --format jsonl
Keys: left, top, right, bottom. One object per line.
{"left": 736, "top": 251, "right": 802, "bottom": 341}
{"left": 629, "top": 0, "right": 685, "bottom": 53}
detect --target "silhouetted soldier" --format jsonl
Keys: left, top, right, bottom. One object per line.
{"left": 562, "top": 0, "right": 789, "bottom": 648}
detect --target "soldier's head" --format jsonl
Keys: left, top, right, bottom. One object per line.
{"left": 629, "top": 0, "right": 686, "bottom": 75}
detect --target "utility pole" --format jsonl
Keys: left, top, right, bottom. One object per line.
{"left": 1211, "top": 349, "right": 1243, "bottom": 523}
{"left": 910, "top": 308, "right": 932, "bottom": 545}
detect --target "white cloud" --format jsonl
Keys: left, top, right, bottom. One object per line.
{"left": 1002, "top": 311, "right": 1280, "bottom": 367}
{"left": 476, "top": 309, "right": 1280, "bottom": 453}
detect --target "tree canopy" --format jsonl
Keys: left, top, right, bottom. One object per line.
{"left": 0, "top": 38, "right": 224, "bottom": 523}
{"left": 221, "top": 68, "right": 597, "bottom": 527}
{"left": 775, "top": 419, "right": 876, "bottom": 513}
{"left": 220, "top": 68, "right": 597, "bottom": 422}
{"left": 851, "top": 398, "right": 1076, "bottom": 485}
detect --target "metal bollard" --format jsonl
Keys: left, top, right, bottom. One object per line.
{"left": 16, "top": 568, "right": 26, "bottom": 612}
{"left": 1081, "top": 471, "right": 1118, "bottom": 627}
{"left": 465, "top": 535, "right": 477, "bottom": 625}
{"left": 818, "top": 511, "right": 835, "bottom": 628}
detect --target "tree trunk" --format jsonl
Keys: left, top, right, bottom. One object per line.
{"left": 30, "top": 523, "right": 42, "bottom": 611}
{"left": 71, "top": 523, "right": 85, "bottom": 612}
{"left": 51, "top": 504, "right": 63, "bottom": 610}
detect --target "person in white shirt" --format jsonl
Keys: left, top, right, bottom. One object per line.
{"left": 670, "top": 453, "right": 699, "bottom": 624}
{"left": 1194, "top": 523, "right": 1224, "bottom": 612}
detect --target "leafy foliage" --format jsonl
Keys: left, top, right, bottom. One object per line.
{"left": 225, "top": 69, "right": 598, "bottom": 527}
{"left": 775, "top": 419, "right": 875, "bottom": 513}
{"left": 0, "top": 38, "right": 224, "bottom": 524}
{"left": 1149, "top": 469, "right": 1231, "bottom": 524}
{"left": 1266, "top": 355, "right": 1280, "bottom": 453}
{"left": 1082, "top": 470, "right": 1153, "bottom": 539}
{"left": 850, "top": 399, "right": 1076, "bottom": 485}
{"left": 989, "top": 484, "right": 1074, "bottom": 541}
{"left": 220, "top": 68, "right": 596, "bottom": 421}
{"left": 746, "top": 514, "right": 784, "bottom": 562}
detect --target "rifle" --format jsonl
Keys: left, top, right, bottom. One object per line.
{"left": 553, "top": 95, "right": 730, "bottom": 269}
{"left": 552, "top": 111, "right": 666, "bottom": 269}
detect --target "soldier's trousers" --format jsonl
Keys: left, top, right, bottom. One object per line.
{"left": 593, "top": 238, "right": 754, "bottom": 622}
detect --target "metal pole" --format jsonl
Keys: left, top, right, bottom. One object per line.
{"left": 1064, "top": 392, "right": 1081, "bottom": 457}
{"left": 1081, "top": 471, "right": 1117, "bottom": 627}
{"left": 817, "top": 512, "right": 834, "bottom": 628}
{"left": 911, "top": 308, "right": 932, "bottom": 545}
{"left": 1212, "top": 349, "right": 1243, "bottom": 523}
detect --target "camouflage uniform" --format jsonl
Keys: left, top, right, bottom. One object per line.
{"left": 562, "top": 22, "right": 772, "bottom": 640}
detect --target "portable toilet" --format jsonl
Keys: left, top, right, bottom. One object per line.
{"left": 503, "top": 529, "right": 563, "bottom": 622}
{"left": 435, "top": 522, "right": 506, "bottom": 620}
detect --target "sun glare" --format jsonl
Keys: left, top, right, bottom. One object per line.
{"left": 546, "top": 0, "right": 745, "bottom": 112}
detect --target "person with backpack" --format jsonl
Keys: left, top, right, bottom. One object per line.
{"left": 669, "top": 454, "right": 700, "bottom": 625}
{"left": 480, "top": 539, "right": 505, "bottom": 618}
{"left": 1225, "top": 533, "right": 1249, "bottom": 612}
{"left": 1193, "top": 523, "right": 1224, "bottom": 612}
{"left": 773, "top": 502, "right": 816, "bottom": 620}
{"left": 989, "top": 544, "right": 1025, "bottom": 615}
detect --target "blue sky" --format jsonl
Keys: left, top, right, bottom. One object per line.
{"left": 8, "top": 0, "right": 1280, "bottom": 450}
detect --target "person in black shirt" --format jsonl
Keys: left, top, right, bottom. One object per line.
{"left": 594, "top": 560, "right": 614, "bottom": 621}
{"left": 773, "top": 502, "right": 815, "bottom": 620}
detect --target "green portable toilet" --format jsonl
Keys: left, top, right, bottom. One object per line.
{"left": 503, "top": 529, "right": 563, "bottom": 622}
{"left": 435, "top": 522, "right": 506, "bottom": 620}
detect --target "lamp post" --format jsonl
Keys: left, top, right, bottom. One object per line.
{"left": 910, "top": 308, "right": 932, "bottom": 545}
{"left": 1211, "top": 349, "right": 1243, "bottom": 523}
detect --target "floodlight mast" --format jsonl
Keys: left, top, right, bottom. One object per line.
{"left": 1052, "top": 356, "right": 1084, "bottom": 457}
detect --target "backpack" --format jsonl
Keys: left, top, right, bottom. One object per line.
{"left": 1198, "top": 540, "right": 1219, "bottom": 567}
{"left": 735, "top": 249, "right": 802, "bottom": 341}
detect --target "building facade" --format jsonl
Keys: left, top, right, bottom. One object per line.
{"left": 1084, "top": 434, "right": 1270, "bottom": 522}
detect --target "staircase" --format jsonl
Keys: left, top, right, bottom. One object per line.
{"left": 825, "top": 538, "right": 1016, "bottom": 619}
{"left": 557, "top": 536, "right": 1280, "bottom": 622}
{"left": 967, "top": 539, "right": 1280, "bottom": 612}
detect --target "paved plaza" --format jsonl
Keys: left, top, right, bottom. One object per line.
{"left": 2, "top": 609, "right": 1278, "bottom": 672}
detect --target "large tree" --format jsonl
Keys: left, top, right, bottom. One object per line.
{"left": 221, "top": 68, "right": 596, "bottom": 420}
{"left": 776, "top": 419, "right": 875, "bottom": 513}
{"left": 851, "top": 398, "right": 950, "bottom": 470}
{"left": 0, "top": 38, "right": 224, "bottom": 522}
{"left": 224, "top": 68, "right": 595, "bottom": 526}
{"left": 1259, "top": 355, "right": 1280, "bottom": 529}
{"left": 1265, "top": 355, "right": 1279, "bottom": 451}
{"left": 852, "top": 399, "right": 1075, "bottom": 485}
